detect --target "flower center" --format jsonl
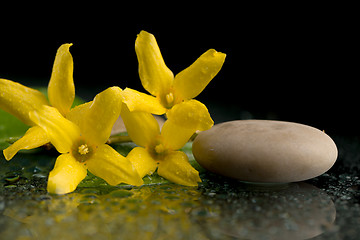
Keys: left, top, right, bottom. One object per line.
{"left": 72, "top": 140, "right": 94, "bottom": 163}
{"left": 165, "top": 92, "right": 174, "bottom": 106}
{"left": 161, "top": 90, "right": 178, "bottom": 109}
{"left": 154, "top": 143, "right": 166, "bottom": 155}
{"left": 148, "top": 138, "right": 169, "bottom": 160}
{"left": 78, "top": 144, "right": 89, "bottom": 155}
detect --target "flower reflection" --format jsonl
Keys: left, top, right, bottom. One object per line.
{"left": 2, "top": 184, "right": 203, "bottom": 239}
{"left": 2, "top": 182, "right": 335, "bottom": 240}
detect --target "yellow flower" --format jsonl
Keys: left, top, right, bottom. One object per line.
{"left": 1, "top": 44, "right": 76, "bottom": 160}
{"left": 29, "top": 87, "right": 143, "bottom": 194}
{"left": 122, "top": 30, "right": 226, "bottom": 115}
{"left": 122, "top": 100, "right": 213, "bottom": 186}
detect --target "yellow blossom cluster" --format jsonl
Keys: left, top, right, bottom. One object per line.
{"left": 0, "top": 31, "right": 226, "bottom": 194}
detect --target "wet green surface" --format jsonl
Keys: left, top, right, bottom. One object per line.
{"left": 1, "top": 137, "right": 360, "bottom": 240}
{"left": 0, "top": 150, "right": 332, "bottom": 240}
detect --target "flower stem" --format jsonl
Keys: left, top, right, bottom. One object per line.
{"left": 107, "top": 135, "right": 132, "bottom": 144}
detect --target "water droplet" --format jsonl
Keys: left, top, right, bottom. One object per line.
{"left": 79, "top": 194, "right": 100, "bottom": 205}
{"left": 5, "top": 175, "right": 20, "bottom": 183}
{"left": 32, "top": 173, "right": 47, "bottom": 178}
{"left": 109, "top": 189, "right": 133, "bottom": 198}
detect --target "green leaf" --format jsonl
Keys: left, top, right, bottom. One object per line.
{"left": 0, "top": 109, "right": 29, "bottom": 150}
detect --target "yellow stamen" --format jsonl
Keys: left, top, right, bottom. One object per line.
{"left": 155, "top": 143, "right": 165, "bottom": 155}
{"left": 78, "top": 144, "right": 89, "bottom": 155}
{"left": 165, "top": 92, "right": 174, "bottom": 106}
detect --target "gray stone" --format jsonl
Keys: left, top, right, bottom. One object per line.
{"left": 192, "top": 120, "right": 338, "bottom": 182}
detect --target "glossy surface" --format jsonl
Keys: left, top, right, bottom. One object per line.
{"left": 1, "top": 136, "right": 360, "bottom": 239}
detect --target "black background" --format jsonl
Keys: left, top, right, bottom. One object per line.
{"left": 0, "top": 4, "right": 357, "bottom": 135}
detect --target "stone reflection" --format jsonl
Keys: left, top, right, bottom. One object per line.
{"left": 193, "top": 181, "right": 336, "bottom": 240}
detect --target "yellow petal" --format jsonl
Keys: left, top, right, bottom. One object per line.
{"left": 29, "top": 105, "right": 80, "bottom": 154}
{"left": 67, "top": 87, "right": 122, "bottom": 145}
{"left": 166, "top": 99, "right": 214, "bottom": 131}
{"left": 122, "top": 88, "right": 167, "bottom": 115}
{"left": 121, "top": 105, "right": 160, "bottom": 147}
{"left": 135, "top": 30, "right": 174, "bottom": 96}
{"left": 173, "top": 49, "right": 226, "bottom": 100}
{"left": 3, "top": 126, "right": 50, "bottom": 160}
{"left": 162, "top": 100, "right": 213, "bottom": 150}
{"left": 157, "top": 151, "right": 201, "bottom": 186}
{"left": 126, "top": 147, "right": 158, "bottom": 178}
{"left": 47, "top": 153, "right": 87, "bottom": 194}
{"left": 86, "top": 144, "right": 143, "bottom": 186}
{"left": 0, "top": 79, "right": 49, "bottom": 125}
{"left": 48, "top": 43, "right": 75, "bottom": 116}
{"left": 161, "top": 120, "right": 195, "bottom": 151}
